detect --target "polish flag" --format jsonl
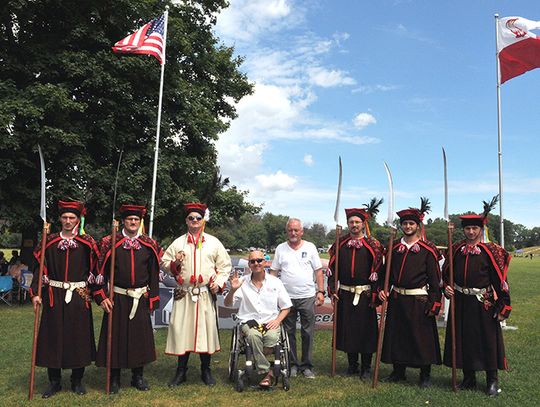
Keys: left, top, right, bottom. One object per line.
{"left": 497, "top": 16, "right": 540, "bottom": 84}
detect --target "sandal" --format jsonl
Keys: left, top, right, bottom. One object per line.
{"left": 259, "top": 371, "right": 274, "bottom": 387}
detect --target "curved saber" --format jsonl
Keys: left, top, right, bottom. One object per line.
{"left": 443, "top": 148, "right": 449, "bottom": 221}
{"left": 38, "top": 145, "right": 46, "bottom": 222}
{"left": 112, "top": 150, "right": 124, "bottom": 221}
{"left": 333, "top": 156, "right": 343, "bottom": 224}
{"left": 383, "top": 162, "right": 394, "bottom": 225}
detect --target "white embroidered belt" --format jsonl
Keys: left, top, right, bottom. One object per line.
{"left": 113, "top": 286, "right": 149, "bottom": 319}
{"left": 340, "top": 284, "right": 371, "bottom": 306}
{"left": 454, "top": 284, "right": 491, "bottom": 303}
{"left": 392, "top": 285, "right": 428, "bottom": 296}
{"left": 48, "top": 279, "right": 87, "bottom": 304}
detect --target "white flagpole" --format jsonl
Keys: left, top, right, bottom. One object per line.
{"left": 494, "top": 14, "right": 505, "bottom": 248}
{"left": 148, "top": 6, "right": 169, "bottom": 238}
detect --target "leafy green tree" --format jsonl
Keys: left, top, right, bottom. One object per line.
{"left": 0, "top": 0, "right": 254, "bottom": 261}
{"left": 262, "top": 213, "right": 288, "bottom": 250}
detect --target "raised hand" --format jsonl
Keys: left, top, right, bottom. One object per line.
{"left": 230, "top": 270, "right": 244, "bottom": 291}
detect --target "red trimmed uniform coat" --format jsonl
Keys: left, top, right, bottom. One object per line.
{"left": 443, "top": 241, "right": 511, "bottom": 371}
{"left": 380, "top": 238, "right": 442, "bottom": 367}
{"left": 328, "top": 234, "right": 383, "bottom": 353}
{"left": 30, "top": 233, "right": 99, "bottom": 369}
{"left": 93, "top": 234, "right": 161, "bottom": 369}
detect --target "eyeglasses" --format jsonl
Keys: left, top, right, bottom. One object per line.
{"left": 249, "top": 258, "right": 265, "bottom": 265}
{"left": 187, "top": 215, "right": 203, "bottom": 221}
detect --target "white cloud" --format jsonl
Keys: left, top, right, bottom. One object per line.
{"left": 255, "top": 170, "right": 297, "bottom": 191}
{"left": 303, "top": 154, "right": 314, "bottom": 166}
{"left": 215, "top": 0, "right": 296, "bottom": 43}
{"left": 352, "top": 84, "right": 400, "bottom": 94}
{"left": 307, "top": 67, "right": 356, "bottom": 87}
{"left": 353, "top": 113, "right": 377, "bottom": 130}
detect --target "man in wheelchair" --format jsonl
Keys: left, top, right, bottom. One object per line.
{"left": 225, "top": 250, "right": 292, "bottom": 388}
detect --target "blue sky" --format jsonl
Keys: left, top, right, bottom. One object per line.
{"left": 212, "top": 0, "right": 540, "bottom": 230}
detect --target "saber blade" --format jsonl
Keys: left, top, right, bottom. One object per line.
{"left": 112, "top": 150, "right": 124, "bottom": 221}
{"left": 38, "top": 144, "right": 46, "bottom": 222}
{"left": 383, "top": 162, "right": 394, "bottom": 226}
{"left": 333, "top": 156, "right": 343, "bottom": 224}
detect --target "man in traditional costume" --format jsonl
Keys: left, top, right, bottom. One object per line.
{"left": 162, "top": 203, "right": 231, "bottom": 386}
{"left": 378, "top": 198, "right": 442, "bottom": 387}
{"left": 93, "top": 204, "right": 161, "bottom": 393}
{"left": 443, "top": 197, "right": 511, "bottom": 397}
{"left": 328, "top": 203, "right": 384, "bottom": 379}
{"left": 30, "top": 200, "right": 99, "bottom": 398}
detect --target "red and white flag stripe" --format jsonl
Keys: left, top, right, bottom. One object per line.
{"left": 112, "top": 14, "right": 166, "bottom": 64}
{"left": 497, "top": 16, "right": 540, "bottom": 84}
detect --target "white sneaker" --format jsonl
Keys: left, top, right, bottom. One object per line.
{"left": 303, "top": 368, "right": 315, "bottom": 379}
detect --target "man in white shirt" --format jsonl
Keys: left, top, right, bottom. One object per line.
{"left": 225, "top": 250, "right": 292, "bottom": 387}
{"left": 270, "top": 218, "right": 324, "bottom": 378}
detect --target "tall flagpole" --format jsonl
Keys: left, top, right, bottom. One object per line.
{"left": 494, "top": 13, "right": 505, "bottom": 248}
{"left": 148, "top": 6, "right": 169, "bottom": 238}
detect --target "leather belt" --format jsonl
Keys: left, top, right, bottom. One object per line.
{"left": 340, "top": 284, "right": 371, "bottom": 306}
{"left": 113, "top": 286, "right": 149, "bottom": 319}
{"left": 392, "top": 285, "right": 428, "bottom": 296}
{"left": 48, "top": 279, "right": 87, "bottom": 304}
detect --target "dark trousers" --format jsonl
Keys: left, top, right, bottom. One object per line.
{"left": 282, "top": 296, "right": 315, "bottom": 370}
{"left": 348, "top": 353, "right": 372, "bottom": 370}
{"left": 111, "top": 367, "right": 144, "bottom": 379}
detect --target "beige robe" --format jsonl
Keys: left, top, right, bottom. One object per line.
{"left": 161, "top": 232, "right": 231, "bottom": 355}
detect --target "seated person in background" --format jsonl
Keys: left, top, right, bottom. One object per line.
{"left": 224, "top": 250, "right": 292, "bottom": 387}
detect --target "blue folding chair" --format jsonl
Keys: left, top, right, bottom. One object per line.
{"left": 0, "top": 276, "right": 13, "bottom": 306}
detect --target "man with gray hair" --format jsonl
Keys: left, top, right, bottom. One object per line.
{"left": 270, "top": 218, "right": 324, "bottom": 378}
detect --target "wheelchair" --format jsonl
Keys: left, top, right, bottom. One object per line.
{"left": 228, "top": 323, "right": 291, "bottom": 392}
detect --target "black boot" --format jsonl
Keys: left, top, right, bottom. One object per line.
{"left": 169, "top": 354, "right": 189, "bottom": 387}
{"left": 200, "top": 354, "right": 216, "bottom": 386}
{"left": 42, "top": 380, "right": 61, "bottom": 399}
{"left": 346, "top": 352, "right": 359, "bottom": 376}
{"left": 110, "top": 369, "right": 120, "bottom": 395}
{"left": 42, "top": 368, "right": 61, "bottom": 399}
{"left": 419, "top": 365, "right": 431, "bottom": 388}
{"left": 383, "top": 363, "right": 406, "bottom": 382}
{"left": 486, "top": 370, "right": 499, "bottom": 397}
{"left": 359, "top": 353, "right": 372, "bottom": 380}
{"left": 458, "top": 370, "right": 476, "bottom": 390}
{"left": 131, "top": 367, "right": 149, "bottom": 391}
{"left": 70, "top": 368, "right": 86, "bottom": 395}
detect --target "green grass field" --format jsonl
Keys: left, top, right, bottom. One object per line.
{"left": 0, "top": 257, "right": 538, "bottom": 406}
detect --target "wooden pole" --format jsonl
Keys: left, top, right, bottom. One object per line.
{"left": 330, "top": 225, "right": 342, "bottom": 376}
{"left": 447, "top": 222, "right": 457, "bottom": 391}
{"left": 372, "top": 227, "right": 396, "bottom": 388}
{"left": 29, "top": 222, "right": 49, "bottom": 400}
{"left": 105, "top": 220, "right": 119, "bottom": 394}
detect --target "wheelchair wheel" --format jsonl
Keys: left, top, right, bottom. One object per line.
{"left": 280, "top": 326, "right": 291, "bottom": 377}
{"left": 228, "top": 326, "right": 240, "bottom": 382}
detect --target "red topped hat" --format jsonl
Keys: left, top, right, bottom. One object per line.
{"left": 396, "top": 208, "right": 423, "bottom": 224}
{"left": 119, "top": 204, "right": 147, "bottom": 219}
{"left": 183, "top": 202, "right": 207, "bottom": 217}
{"left": 345, "top": 208, "right": 369, "bottom": 221}
{"left": 459, "top": 214, "right": 487, "bottom": 227}
{"left": 58, "top": 200, "right": 85, "bottom": 217}
{"left": 459, "top": 196, "right": 498, "bottom": 228}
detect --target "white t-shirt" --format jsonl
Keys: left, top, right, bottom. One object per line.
{"left": 232, "top": 273, "right": 292, "bottom": 324}
{"left": 271, "top": 240, "right": 323, "bottom": 299}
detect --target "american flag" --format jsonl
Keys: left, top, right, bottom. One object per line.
{"left": 112, "top": 14, "right": 166, "bottom": 64}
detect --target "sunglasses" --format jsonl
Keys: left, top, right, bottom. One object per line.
{"left": 249, "top": 258, "right": 265, "bottom": 265}
{"left": 187, "top": 215, "right": 203, "bottom": 221}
